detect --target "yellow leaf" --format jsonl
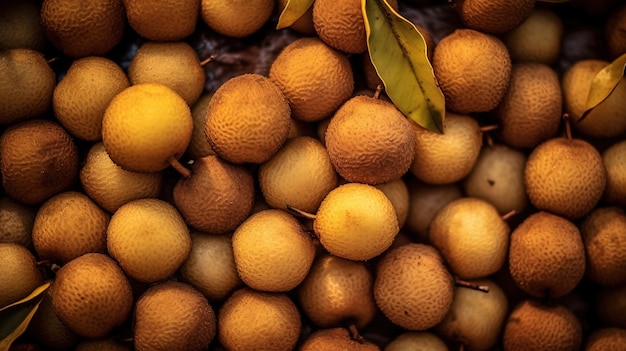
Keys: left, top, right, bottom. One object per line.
{"left": 0, "top": 282, "right": 51, "bottom": 351}
{"left": 579, "top": 53, "right": 626, "bottom": 121}
{"left": 362, "top": 0, "right": 445, "bottom": 133}
{"left": 276, "top": 0, "right": 314, "bottom": 30}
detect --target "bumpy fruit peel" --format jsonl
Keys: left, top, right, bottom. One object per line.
{"left": 362, "top": 0, "right": 445, "bottom": 133}
{"left": 276, "top": 0, "right": 314, "bottom": 29}
{"left": 579, "top": 52, "right": 626, "bottom": 121}
{"left": 0, "top": 281, "right": 51, "bottom": 351}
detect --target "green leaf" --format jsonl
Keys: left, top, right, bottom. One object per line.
{"left": 0, "top": 282, "right": 51, "bottom": 351}
{"left": 362, "top": 0, "right": 445, "bottom": 133}
{"left": 579, "top": 53, "right": 626, "bottom": 121}
{"left": 276, "top": 0, "right": 315, "bottom": 30}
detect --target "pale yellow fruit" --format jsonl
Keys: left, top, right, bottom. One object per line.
{"left": 436, "top": 279, "right": 508, "bottom": 351}
{"left": 524, "top": 137, "right": 606, "bottom": 220}
{"left": 298, "top": 254, "right": 376, "bottom": 329}
{"left": 32, "top": 191, "right": 110, "bottom": 264}
{"left": 562, "top": 59, "right": 626, "bottom": 139}
{"left": 178, "top": 232, "right": 243, "bottom": 301}
{"left": 456, "top": 0, "right": 535, "bottom": 34}
{"left": 429, "top": 197, "right": 509, "bottom": 279}
{"left": 201, "top": 0, "right": 273, "bottom": 38}
{"left": 124, "top": 0, "right": 199, "bottom": 41}
{"left": 405, "top": 180, "right": 463, "bottom": 242}
{"left": 503, "top": 300, "right": 582, "bottom": 351}
{"left": 106, "top": 198, "right": 191, "bottom": 283}
{"left": 410, "top": 113, "right": 482, "bottom": 184}
{"left": 134, "top": 281, "right": 216, "bottom": 351}
{"left": 580, "top": 207, "right": 626, "bottom": 286}
{"left": 376, "top": 178, "right": 410, "bottom": 228}
{"left": 433, "top": 29, "right": 511, "bottom": 113}
{"left": 102, "top": 83, "right": 193, "bottom": 172}
{"left": 0, "top": 243, "right": 43, "bottom": 308}
{"left": 496, "top": 63, "right": 562, "bottom": 148}
{"left": 41, "top": 0, "right": 125, "bottom": 58}
{"left": 597, "top": 285, "right": 626, "bottom": 328}
{"left": 0, "top": 196, "right": 35, "bottom": 247}
{"left": 276, "top": 0, "right": 315, "bottom": 35}
{"left": 314, "top": 183, "right": 399, "bottom": 261}
{"left": 0, "top": 49, "right": 56, "bottom": 126}
{"left": 259, "top": 136, "right": 337, "bottom": 213}
{"left": 325, "top": 95, "right": 416, "bottom": 185}
{"left": 232, "top": 209, "right": 315, "bottom": 292}
{"left": 53, "top": 56, "right": 129, "bottom": 141}
{"left": 269, "top": 37, "right": 354, "bottom": 122}
{"left": 80, "top": 142, "right": 162, "bottom": 213}
{"left": 509, "top": 211, "right": 585, "bottom": 298}
{"left": 218, "top": 288, "right": 301, "bottom": 351}
{"left": 374, "top": 243, "right": 454, "bottom": 331}
{"left": 51, "top": 253, "right": 133, "bottom": 338}
{"left": 204, "top": 74, "right": 291, "bottom": 164}
{"left": 0, "top": 0, "right": 46, "bottom": 51}
{"left": 505, "top": 8, "right": 564, "bottom": 64}
{"left": 585, "top": 328, "right": 626, "bottom": 351}
{"left": 300, "top": 327, "right": 381, "bottom": 351}
{"left": 128, "top": 42, "right": 206, "bottom": 106}
{"left": 606, "top": 4, "right": 626, "bottom": 58}
{"left": 385, "top": 332, "right": 448, "bottom": 351}
{"left": 186, "top": 93, "right": 215, "bottom": 160}
{"left": 603, "top": 139, "right": 626, "bottom": 207}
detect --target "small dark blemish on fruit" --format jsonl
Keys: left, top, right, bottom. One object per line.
{"left": 487, "top": 179, "right": 495, "bottom": 186}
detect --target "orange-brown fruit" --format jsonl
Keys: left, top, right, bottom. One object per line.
{"left": 374, "top": 243, "right": 454, "bottom": 331}
{"left": 0, "top": 243, "right": 43, "bottom": 308}
{"left": 173, "top": 155, "right": 255, "bottom": 234}
{"left": 505, "top": 8, "right": 564, "bottom": 64}
{"left": 585, "top": 327, "right": 626, "bottom": 351}
{"left": 276, "top": 0, "right": 315, "bottom": 35}
{"left": 456, "top": 0, "right": 535, "bottom": 34}
{"left": 524, "top": 136, "right": 606, "bottom": 220}
{"left": 74, "top": 338, "right": 132, "bottom": 351}
{"left": 503, "top": 300, "right": 582, "bottom": 351}
{"left": 325, "top": 95, "right": 415, "bottom": 185}
{"left": 376, "top": 178, "right": 410, "bottom": 228}
{"left": 508, "top": 211, "right": 585, "bottom": 298}
{"left": 432, "top": 29, "right": 511, "bottom": 114}
{"left": 133, "top": 281, "right": 216, "bottom": 351}
{"left": 405, "top": 180, "right": 463, "bottom": 242}
{"left": 123, "top": 0, "right": 200, "bottom": 41}
{"left": 597, "top": 285, "right": 626, "bottom": 328}
{"left": 0, "top": 196, "right": 36, "bottom": 247}
{"left": 603, "top": 139, "right": 626, "bottom": 207}
{"left": 201, "top": 0, "right": 274, "bottom": 38}
{"left": 0, "top": 0, "right": 46, "bottom": 51}
{"left": 186, "top": 93, "right": 215, "bottom": 160}
{"left": 300, "top": 327, "right": 381, "bottom": 351}
{"left": 40, "top": 0, "right": 125, "bottom": 58}
{"left": 606, "top": 4, "right": 626, "bottom": 58}
{"left": 0, "top": 119, "right": 79, "bottom": 205}
{"left": 384, "top": 332, "right": 448, "bottom": 351}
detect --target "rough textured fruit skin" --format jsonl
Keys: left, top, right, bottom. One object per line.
{"left": 429, "top": 197, "right": 509, "bottom": 279}
{"left": 508, "top": 211, "right": 585, "bottom": 298}
{"left": 232, "top": 209, "right": 316, "bottom": 292}
{"left": 218, "top": 288, "right": 301, "bottom": 351}
{"left": 505, "top": 8, "right": 563, "bottom": 64}
{"left": 410, "top": 113, "right": 482, "bottom": 184}
{"left": 0, "top": 0, "right": 46, "bottom": 51}
{"left": 0, "top": 243, "right": 43, "bottom": 308}
{"left": 53, "top": 56, "right": 129, "bottom": 141}
{"left": 0, "top": 119, "right": 79, "bottom": 205}
{"left": 376, "top": 178, "right": 410, "bottom": 227}
{"left": 124, "top": 0, "right": 199, "bottom": 41}
{"left": 51, "top": 253, "right": 133, "bottom": 338}
{"left": 325, "top": 95, "right": 415, "bottom": 185}
{"left": 502, "top": 300, "right": 582, "bottom": 351}
{"left": 606, "top": 4, "right": 626, "bottom": 59}
{"left": 433, "top": 29, "right": 511, "bottom": 114}
{"left": 186, "top": 93, "right": 215, "bottom": 160}
{"left": 102, "top": 83, "right": 193, "bottom": 172}
{"left": 585, "top": 328, "right": 626, "bottom": 351}
{"left": 0, "top": 49, "right": 56, "bottom": 126}
{"left": 259, "top": 136, "right": 337, "bottom": 213}
{"left": 405, "top": 181, "right": 463, "bottom": 241}
{"left": 32, "top": 191, "right": 110, "bottom": 264}
{"left": 79, "top": 142, "right": 162, "bottom": 213}
{"left": 298, "top": 254, "right": 376, "bottom": 329}
{"left": 41, "top": 0, "right": 125, "bottom": 58}
{"left": 524, "top": 137, "right": 606, "bottom": 220}
{"left": 27, "top": 283, "right": 79, "bottom": 351}
{"left": 496, "top": 63, "right": 562, "bottom": 148}
{"left": 201, "top": 0, "right": 273, "bottom": 38}
{"left": 314, "top": 183, "right": 399, "bottom": 261}
{"left": 603, "top": 140, "right": 626, "bottom": 207}
{"left": 134, "top": 281, "right": 216, "bottom": 351}
{"left": 173, "top": 155, "right": 254, "bottom": 234}
{"left": 436, "top": 279, "right": 509, "bottom": 351}
{"left": 374, "top": 243, "right": 454, "bottom": 331}
{"left": 128, "top": 42, "right": 206, "bottom": 106}
{"left": 106, "top": 199, "right": 192, "bottom": 283}
{"left": 269, "top": 38, "right": 354, "bottom": 122}
{"left": 0, "top": 196, "right": 35, "bottom": 247}
{"left": 300, "top": 328, "right": 381, "bottom": 351}
{"left": 179, "top": 232, "right": 243, "bottom": 302}
{"left": 385, "top": 332, "right": 447, "bottom": 351}
{"left": 457, "top": 0, "right": 535, "bottom": 34}
{"left": 313, "top": 0, "right": 366, "bottom": 54}
{"left": 204, "top": 74, "right": 291, "bottom": 164}
{"left": 580, "top": 207, "right": 626, "bottom": 286}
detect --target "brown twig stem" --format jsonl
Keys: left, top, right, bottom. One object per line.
{"left": 285, "top": 205, "right": 317, "bottom": 220}
{"left": 455, "top": 278, "right": 490, "bottom": 293}
{"left": 169, "top": 157, "right": 191, "bottom": 178}
{"left": 501, "top": 210, "right": 516, "bottom": 221}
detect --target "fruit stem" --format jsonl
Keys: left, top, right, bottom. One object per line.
{"left": 200, "top": 55, "right": 216, "bottom": 67}
{"left": 455, "top": 278, "right": 490, "bottom": 293}
{"left": 373, "top": 84, "right": 383, "bottom": 100}
{"left": 285, "top": 205, "right": 317, "bottom": 220}
{"left": 169, "top": 157, "right": 192, "bottom": 178}
{"left": 47, "top": 57, "right": 59, "bottom": 64}
{"left": 459, "top": 343, "right": 465, "bottom": 351}
{"left": 347, "top": 324, "right": 365, "bottom": 344}
{"left": 563, "top": 113, "right": 572, "bottom": 141}
{"left": 486, "top": 133, "right": 494, "bottom": 148}
{"left": 501, "top": 210, "right": 516, "bottom": 221}
{"left": 479, "top": 124, "right": 499, "bottom": 133}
